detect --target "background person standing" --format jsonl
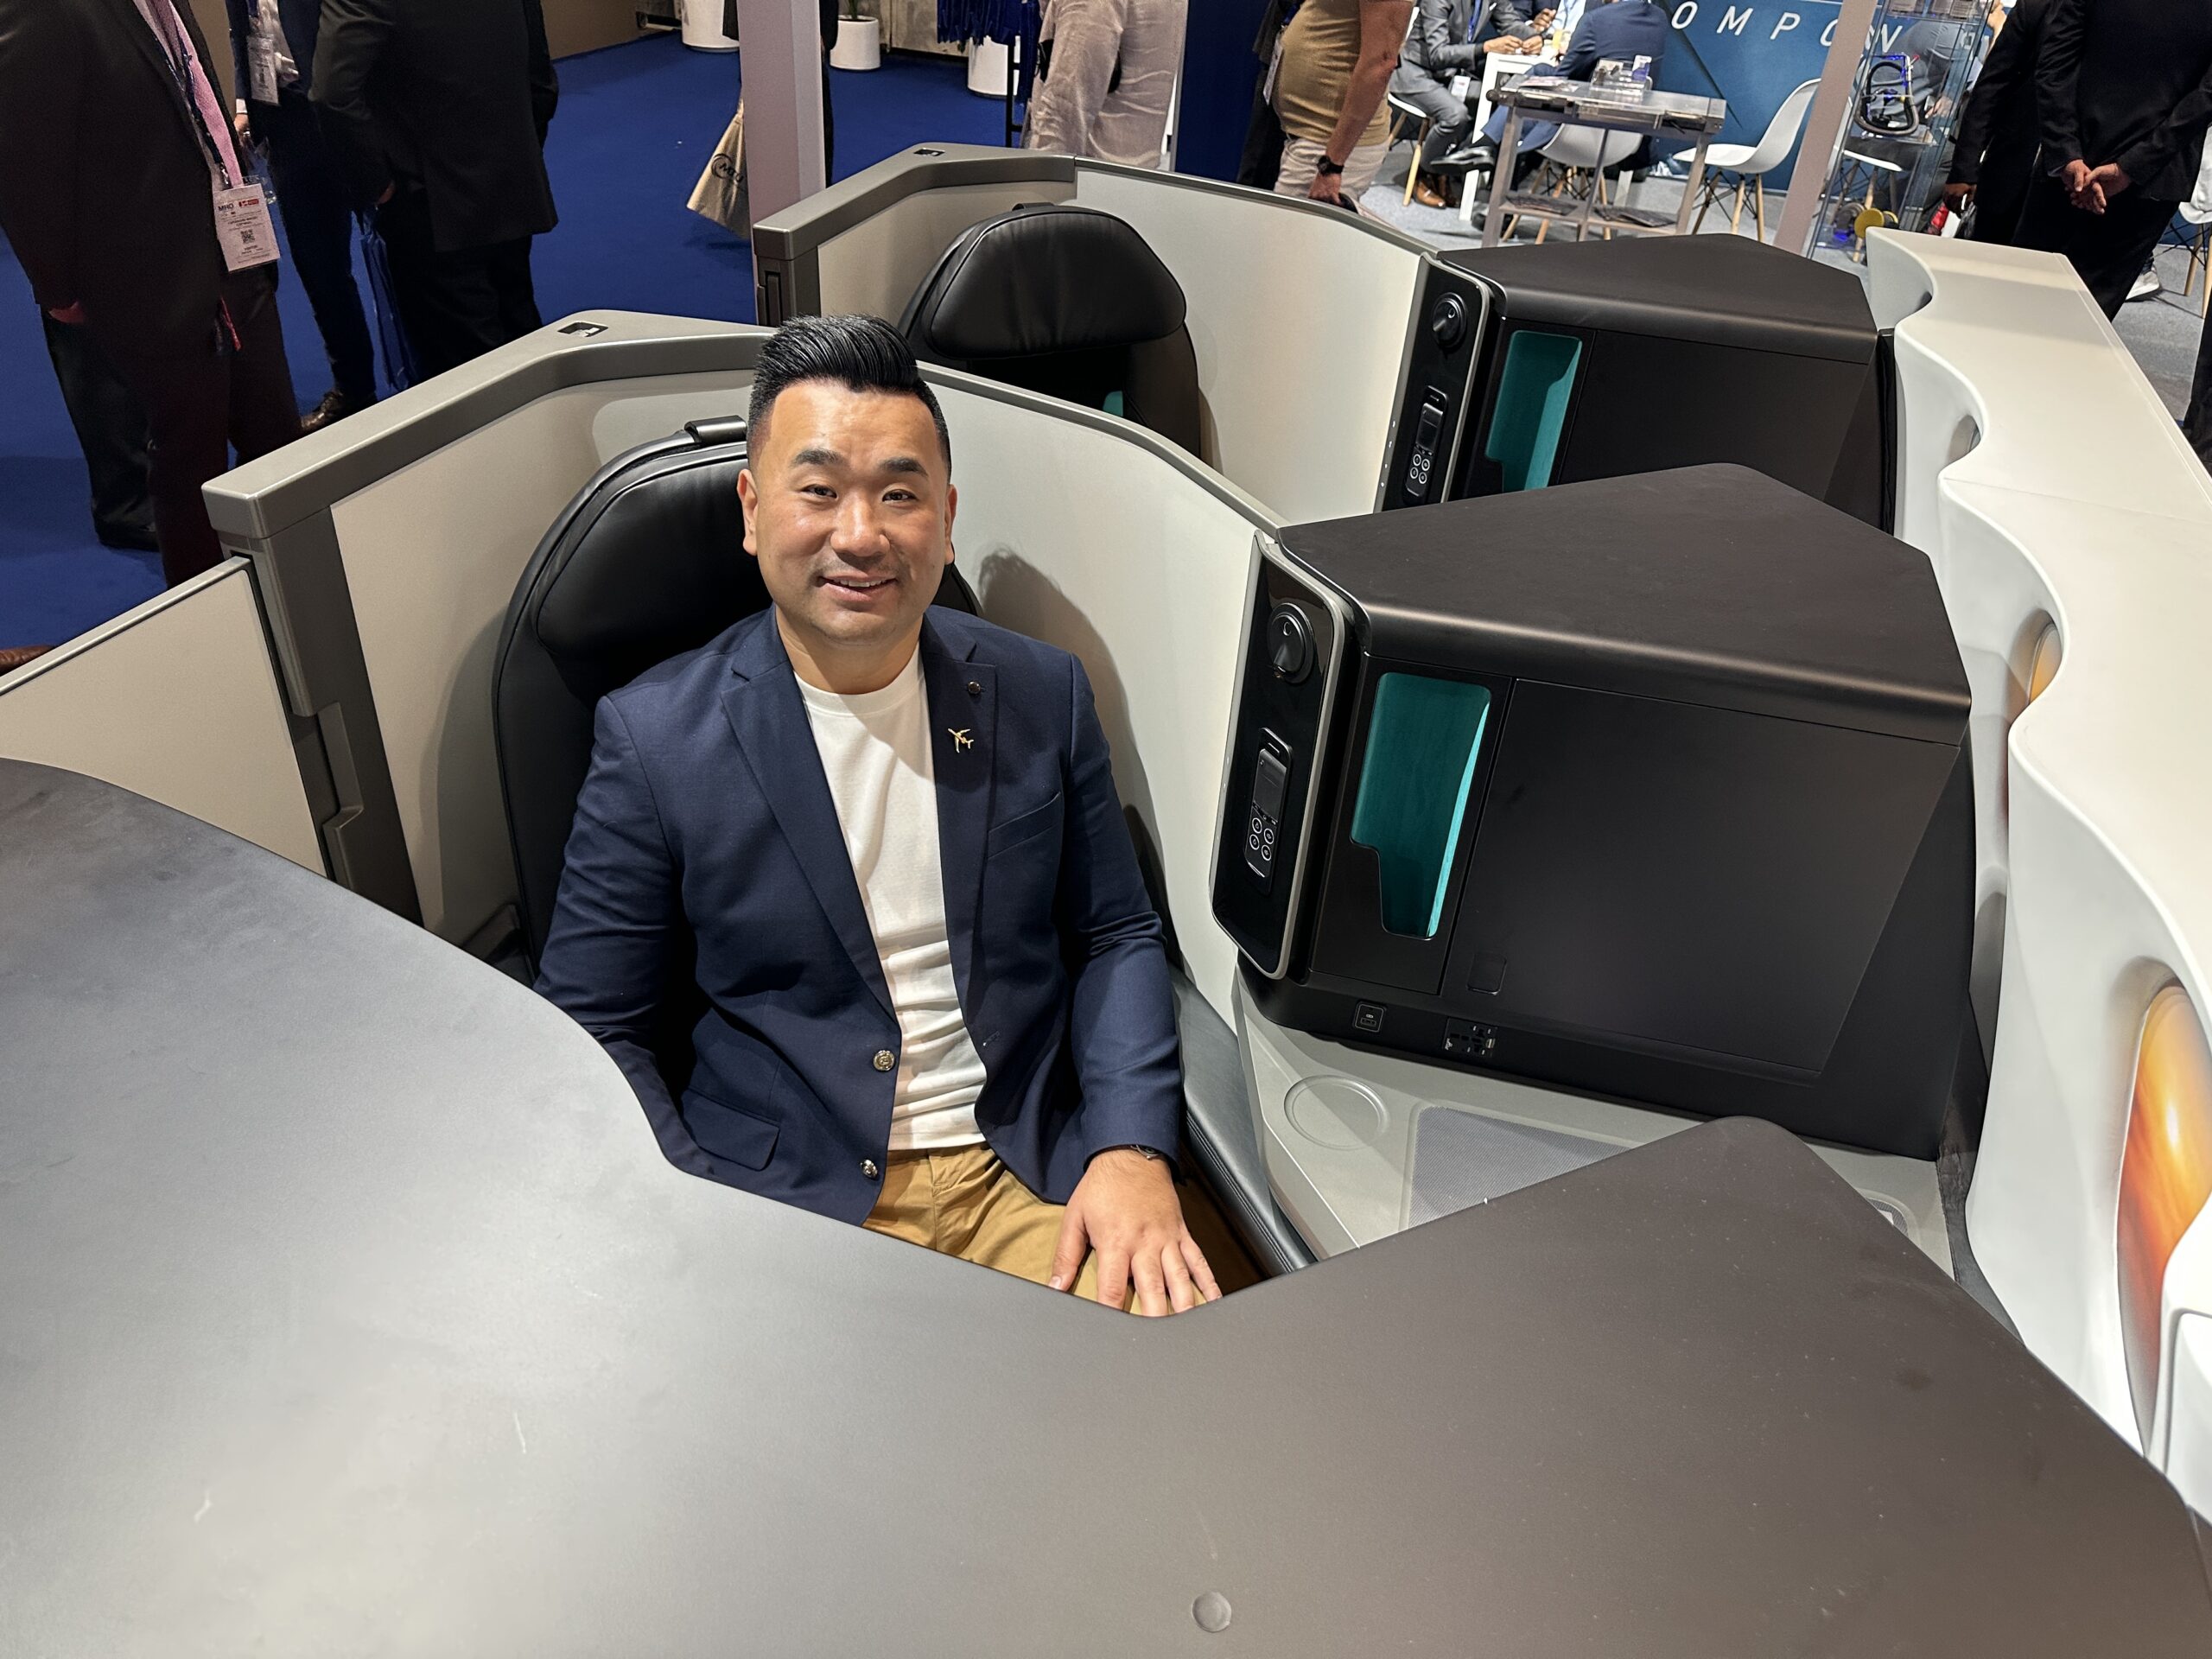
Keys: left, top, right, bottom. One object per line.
{"left": 1273, "top": 0, "right": 1416, "bottom": 209}
{"left": 0, "top": 0, "right": 300, "bottom": 588}
{"left": 226, "top": 0, "right": 379, "bottom": 430}
{"left": 2013, "top": 0, "right": 2212, "bottom": 318}
{"left": 314, "top": 0, "right": 561, "bottom": 380}
{"left": 1942, "top": 0, "right": 2048, "bottom": 247}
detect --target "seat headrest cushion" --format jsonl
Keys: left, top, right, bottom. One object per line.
{"left": 537, "top": 454, "right": 766, "bottom": 669}
{"left": 907, "top": 203, "right": 1188, "bottom": 360}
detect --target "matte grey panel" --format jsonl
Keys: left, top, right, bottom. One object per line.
{"left": 749, "top": 144, "right": 1078, "bottom": 262}
{"left": 204, "top": 324, "right": 774, "bottom": 541}
{"left": 4, "top": 760, "right": 2209, "bottom": 1655}
{"left": 1408, "top": 1106, "right": 1613, "bottom": 1225}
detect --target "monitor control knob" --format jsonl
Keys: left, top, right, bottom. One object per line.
{"left": 1430, "top": 293, "right": 1469, "bottom": 353}
{"left": 1267, "top": 603, "right": 1315, "bottom": 683}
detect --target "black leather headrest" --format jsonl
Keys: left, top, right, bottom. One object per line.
{"left": 902, "top": 203, "right": 1188, "bottom": 362}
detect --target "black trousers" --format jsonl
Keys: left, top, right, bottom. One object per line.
{"left": 41, "top": 308, "right": 154, "bottom": 548}
{"left": 374, "top": 188, "right": 543, "bottom": 381}
{"left": 98, "top": 268, "right": 302, "bottom": 588}
{"left": 253, "top": 90, "right": 378, "bottom": 404}
{"left": 2012, "top": 176, "right": 2177, "bottom": 318}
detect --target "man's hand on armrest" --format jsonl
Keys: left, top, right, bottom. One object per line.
{"left": 1050, "top": 1148, "right": 1221, "bottom": 1316}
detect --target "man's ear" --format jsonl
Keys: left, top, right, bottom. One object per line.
{"left": 736, "top": 465, "right": 760, "bottom": 559}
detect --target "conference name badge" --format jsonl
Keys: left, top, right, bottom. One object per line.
{"left": 213, "top": 182, "right": 282, "bottom": 273}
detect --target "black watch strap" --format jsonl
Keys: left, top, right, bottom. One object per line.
{"left": 1315, "top": 156, "right": 1345, "bottom": 176}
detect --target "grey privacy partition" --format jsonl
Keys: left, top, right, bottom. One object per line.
{"left": 206, "top": 314, "right": 769, "bottom": 942}
{"left": 202, "top": 316, "right": 1311, "bottom": 1266}
{"left": 753, "top": 146, "right": 1432, "bottom": 526}
{"left": 6, "top": 760, "right": 2211, "bottom": 1656}
{"left": 0, "top": 562, "right": 320, "bottom": 872}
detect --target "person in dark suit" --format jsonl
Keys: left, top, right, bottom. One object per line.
{"left": 312, "top": 0, "right": 559, "bottom": 379}
{"left": 41, "top": 308, "right": 156, "bottom": 551}
{"left": 535, "top": 316, "right": 1230, "bottom": 1315}
{"left": 0, "top": 0, "right": 300, "bottom": 588}
{"left": 1475, "top": 0, "right": 1672, "bottom": 163}
{"left": 1942, "top": 0, "right": 2049, "bottom": 247}
{"left": 226, "top": 0, "right": 378, "bottom": 429}
{"left": 1391, "top": 0, "right": 1550, "bottom": 205}
{"left": 2013, "top": 0, "right": 2212, "bottom": 318}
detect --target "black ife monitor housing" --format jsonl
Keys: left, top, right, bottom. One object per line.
{"left": 1382, "top": 237, "right": 1891, "bottom": 528}
{"left": 1213, "top": 466, "right": 1973, "bottom": 1160}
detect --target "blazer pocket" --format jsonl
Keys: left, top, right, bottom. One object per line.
{"left": 985, "top": 790, "right": 1064, "bottom": 856}
{"left": 681, "top": 1089, "right": 781, "bottom": 1171}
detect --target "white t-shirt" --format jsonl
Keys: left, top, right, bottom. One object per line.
{"left": 797, "top": 652, "right": 988, "bottom": 1151}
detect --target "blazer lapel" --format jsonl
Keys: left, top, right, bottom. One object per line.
{"left": 102, "top": 0, "right": 216, "bottom": 159}
{"left": 920, "top": 620, "right": 995, "bottom": 1010}
{"left": 719, "top": 617, "right": 894, "bottom": 1021}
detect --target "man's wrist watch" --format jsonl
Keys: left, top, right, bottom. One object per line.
{"left": 1315, "top": 156, "right": 1345, "bottom": 177}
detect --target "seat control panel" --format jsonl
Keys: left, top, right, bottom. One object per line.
{"left": 1381, "top": 264, "right": 1489, "bottom": 510}
{"left": 1244, "top": 741, "right": 1291, "bottom": 888}
{"left": 1404, "top": 392, "right": 1449, "bottom": 501}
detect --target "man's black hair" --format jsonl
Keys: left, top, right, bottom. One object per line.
{"left": 746, "top": 314, "right": 952, "bottom": 469}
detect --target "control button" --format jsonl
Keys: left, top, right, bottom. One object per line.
{"left": 1430, "top": 292, "right": 1469, "bottom": 352}
{"left": 862, "top": 1159, "right": 880, "bottom": 1179}
{"left": 1352, "top": 1001, "right": 1386, "bottom": 1034}
{"left": 873, "top": 1048, "right": 895, "bottom": 1071}
{"left": 1252, "top": 749, "right": 1289, "bottom": 819}
{"left": 1265, "top": 604, "right": 1315, "bottom": 684}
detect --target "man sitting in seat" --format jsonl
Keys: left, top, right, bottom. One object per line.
{"left": 1464, "top": 0, "right": 1670, "bottom": 181}
{"left": 536, "top": 315, "right": 1228, "bottom": 1315}
{"left": 1391, "top": 0, "right": 1552, "bottom": 207}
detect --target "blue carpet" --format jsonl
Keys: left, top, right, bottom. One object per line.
{"left": 1, "top": 35, "right": 1001, "bottom": 648}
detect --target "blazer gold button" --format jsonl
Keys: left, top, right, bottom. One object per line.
{"left": 873, "top": 1049, "right": 895, "bottom": 1071}
{"left": 862, "top": 1160, "right": 880, "bottom": 1179}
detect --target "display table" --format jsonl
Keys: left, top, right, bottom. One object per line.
{"left": 4, "top": 760, "right": 2209, "bottom": 1654}
{"left": 1473, "top": 77, "right": 1726, "bottom": 242}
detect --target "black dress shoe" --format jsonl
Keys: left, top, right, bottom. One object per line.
{"left": 301, "top": 387, "right": 374, "bottom": 435}
{"left": 96, "top": 521, "right": 160, "bottom": 554}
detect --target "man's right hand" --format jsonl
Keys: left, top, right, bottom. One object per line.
{"left": 1306, "top": 169, "right": 1344, "bottom": 206}
{"left": 2062, "top": 158, "right": 2106, "bottom": 214}
{"left": 45, "top": 302, "right": 85, "bottom": 325}
{"left": 1942, "top": 181, "right": 1975, "bottom": 210}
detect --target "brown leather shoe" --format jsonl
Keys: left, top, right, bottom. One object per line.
{"left": 1413, "top": 175, "right": 1448, "bottom": 209}
{"left": 0, "top": 645, "right": 54, "bottom": 674}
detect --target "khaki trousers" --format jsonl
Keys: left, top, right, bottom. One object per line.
{"left": 862, "top": 1144, "right": 1259, "bottom": 1308}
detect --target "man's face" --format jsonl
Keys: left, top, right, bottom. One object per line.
{"left": 737, "top": 379, "right": 956, "bottom": 670}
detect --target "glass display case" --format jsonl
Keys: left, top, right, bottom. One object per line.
{"left": 1801, "top": 0, "right": 1993, "bottom": 257}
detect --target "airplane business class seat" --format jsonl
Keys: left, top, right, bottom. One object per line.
{"left": 899, "top": 203, "right": 1203, "bottom": 454}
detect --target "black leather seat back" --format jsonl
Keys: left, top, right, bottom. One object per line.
{"left": 493, "top": 417, "right": 977, "bottom": 977}
{"left": 899, "top": 203, "right": 1203, "bottom": 454}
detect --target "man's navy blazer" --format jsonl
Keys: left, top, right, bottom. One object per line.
{"left": 535, "top": 606, "right": 1186, "bottom": 1224}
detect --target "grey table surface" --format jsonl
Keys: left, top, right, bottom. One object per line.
{"left": 3, "top": 759, "right": 2209, "bottom": 1656}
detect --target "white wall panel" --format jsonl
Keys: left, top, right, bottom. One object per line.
{"left": 937, "top": 386, "right": 1272, "bottom": 1022}
{"left": 1075, "top": 168, "right": 1422, "bottom": 525}
{"left": 1870, "top": 232, "right": 2212, "bottom": 1466}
